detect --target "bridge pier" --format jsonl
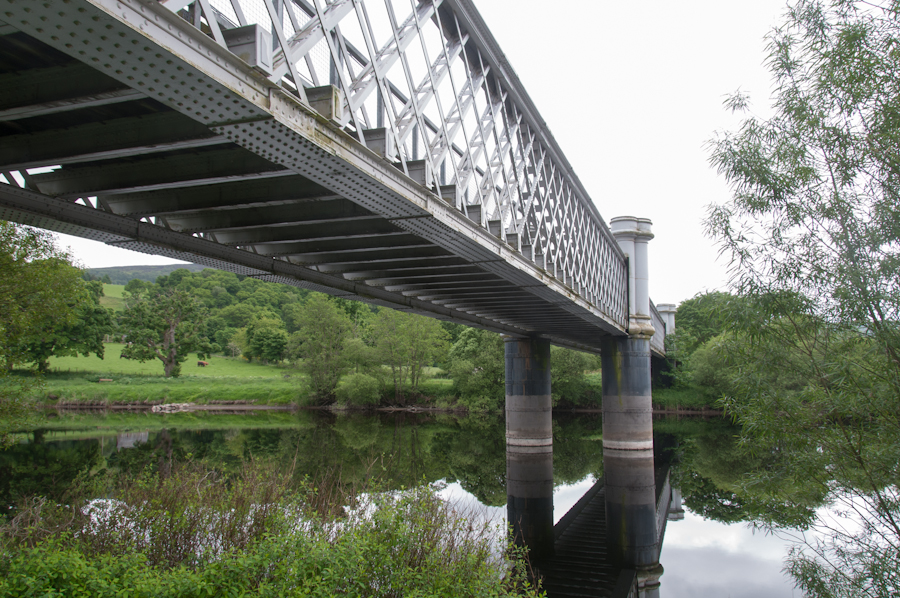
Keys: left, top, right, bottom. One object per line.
{"left": 504, "top": 336, "right": 554, "bottom": 558}
{"left": 602, "top": 217, "right": 661, "bottom": 584}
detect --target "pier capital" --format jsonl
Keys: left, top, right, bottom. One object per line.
{"left": 611, "top": 216, "right": 654, "bottom": 337}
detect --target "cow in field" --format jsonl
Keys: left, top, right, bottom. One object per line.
{"left": 197, "top": 360, "right": 209, "bottom": 367}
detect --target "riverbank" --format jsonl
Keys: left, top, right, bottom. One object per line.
{"left": 27, "top": 372, "right": 721, "bottom": 413}
{"left": 25, "top": 345, "right": 722, "bottom": 413}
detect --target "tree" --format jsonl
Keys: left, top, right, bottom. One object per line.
{"left": 0, "top": 222, "right": 85, "bottom": 446}
{"left": 119, "top": 288, "right": 212, "bottom": 377}
{"left": 447, "top": 328, "right": 505, "bottom": 410}
{"left": 706, "top": 1, "right": 900, "bottom": 593}
{"left": 707, "top": 0, "right": 900, "bottom": 343}
{"left": 290, "top": 294, "right": 353, "bottom": 401}
{"left": 16, "top": 280, "right": 113, "bottom": 372}
{"left": 550, "top": 346, "right": 599, "bottom": 405}
{"left": 0, "top": 222, "right": 84, "bottom": 369}
{"left": 244, "top": 317, "right": 288, "bottom": 363}
{"left": 371, "top": 309, "right": 449, "bottom": 403}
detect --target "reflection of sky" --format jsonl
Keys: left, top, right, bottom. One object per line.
{"left": 439, "top": 478, "right": 802, "bottom": 598}
{"left": 661, "top": 509, "right": 799, "bottom": 598}
{"left": 436, "top": 476, "right": 599, "bottom": 528}
{"left": 552, "top": 476, "right": 596, "bottom": 524}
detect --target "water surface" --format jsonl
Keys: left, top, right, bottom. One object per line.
{"left": 2, "top": 410, "right": 801, "bottom": 595}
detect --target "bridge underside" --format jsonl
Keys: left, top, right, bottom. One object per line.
{"left": 0, "top": 0, "right": 649, "bottom": 354}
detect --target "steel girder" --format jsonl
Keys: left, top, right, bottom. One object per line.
{"left": 0, "top": 0, "right": 649, "bottom": 353}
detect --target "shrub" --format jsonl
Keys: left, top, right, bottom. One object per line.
{"left": 335, "top": 373, "right": 381, "bottom": 406}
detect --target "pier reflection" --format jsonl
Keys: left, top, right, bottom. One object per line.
{"left": 507, "top": 435, "right": 678, "bottom": 597}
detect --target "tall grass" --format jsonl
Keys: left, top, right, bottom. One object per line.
{"left": 0, "top": 461, "right": 544, "bottom": 597}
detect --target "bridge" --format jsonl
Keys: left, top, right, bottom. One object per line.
{"left": 0, "top": 0, "right": 671, "bottom": 353}
{"left": 1, "top": 3, "right": 674, "bottom": 586}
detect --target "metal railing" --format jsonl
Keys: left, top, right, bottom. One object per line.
{"left": 650, "top": 300, "right": 666, "bottom": 355}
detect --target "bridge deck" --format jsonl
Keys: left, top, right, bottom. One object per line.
{"left": 535, "top": 459, "right": 674, "bottom": 598}
{"left": 534, "top": 484, "right": 625, "bottom": 598}
{"left": 0, "top": 0, "right": 666, "bottom": 354}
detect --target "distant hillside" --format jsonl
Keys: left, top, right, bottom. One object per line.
{"left": 86, "top": 264, "right": 209, "bottom": 285}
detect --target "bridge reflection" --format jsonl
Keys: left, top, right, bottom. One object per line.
{"left": 507, "top": 434, "right": 680, "bottom": 598}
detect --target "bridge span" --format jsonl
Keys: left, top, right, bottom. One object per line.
{"left": 1, "top": 5, "right": 674, "bottom": 575}
{"left": 0, "top": 0, "right": 670, "bottom": 356}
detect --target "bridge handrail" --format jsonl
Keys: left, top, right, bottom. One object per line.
{"left": 442, "top": 0, "right": 624, "bottom": 253}
{"left": 159, "top": 0, "right": 629, "bottom": 327}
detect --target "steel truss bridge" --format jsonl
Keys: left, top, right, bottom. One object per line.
{"left": 0, "top": 0, "right": 666, "bottom": 355}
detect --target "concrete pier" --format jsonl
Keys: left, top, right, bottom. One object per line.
{"left": 603, "top": 447, "right": 659, "bottom": 569}
{"left": 600, "top": 336, "right": 654, "bottom": 452}
{"left": 505, "top": 336, "right": 554, "bottom": 558}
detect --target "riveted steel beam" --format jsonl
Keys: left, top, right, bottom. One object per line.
{"left": 166, "top": 200, "right": 377, "bottom": 233}
{"left": 292, "top": 245, "right": 451, "bottom": 266}
{"left": 0, "top": 63, "right": 143, "bottom": 120}
{"left": 213, "top": 219, "right": 403, "bottom": 245}
{"left": 253, "top": 237, "right": 430, "bottom": 257}
{"left": 0, "top": 112, "right": 227, "bottom": 171}
{"left": 103, "top": 176, "right": 337, "bottom": 217}
{"left": 31, "top": 147, "right": 288, "bottom": 197}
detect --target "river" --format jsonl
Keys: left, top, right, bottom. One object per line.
{"left": 1, "top": 410, "right": 803, "bottom": 597}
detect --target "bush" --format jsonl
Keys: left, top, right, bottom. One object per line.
{"left": 335, "top": 373, "right": 381, "bottom": 406}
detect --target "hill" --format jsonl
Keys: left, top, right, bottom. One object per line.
{"left": 86, "top": 263, "right": 208, "bottom": 285}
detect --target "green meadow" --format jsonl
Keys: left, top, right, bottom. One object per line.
{"left": 99, "top": 283, "right": 127, "bottom": 311}
{"left": 38, "top": 343, "right": 305, "bottom": 405}
{"left": 48, "top": 343, "right": 287, "bottom": 378}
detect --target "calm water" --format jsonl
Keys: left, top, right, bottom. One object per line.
{"left": 1, "top": 410, "right": 800, "bottom": 596}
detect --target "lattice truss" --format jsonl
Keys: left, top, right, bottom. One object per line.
{"left": 160, "top": 0, "right": 627, "bottom": 321}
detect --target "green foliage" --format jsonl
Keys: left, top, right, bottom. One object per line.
{"left": 290, "top": 294, "right": 353, "bottom": 401}
{"left": 0, "top": 222, "right": 87, "bottom": 446}
{"left": 705, "top": 1, "right": 900, "bottom": 592}
{"left": 119, "top": 289, "right": 213, "bottom": 378}
{"left": 244, "top": 317, "right": 288, "bottom": 364}
{"left": 667, "top": 292, "right": 741, "bottom": 357}
{"left": 16, "top": 280, "right": 114, "bottom": 373}
{"left": 447, "top": 329, "right": 505, "bottom": 411}
{"left": 335, "top": 373, "right": 381, "bottom": 406}
{"left": 0, "top": 222, "right": 85, "bottom": 369}
{"left": 370, "top": 309, "right": 449, "bottom": 403}
{"left": 86, "top": 264, "right": 207, "bottom": 285}
{"left": 549, "top": 346, "right": 599, "bottom": 406}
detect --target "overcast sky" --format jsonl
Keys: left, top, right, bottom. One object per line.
{"left": 53, "top": 0, "right": 790, "bottom": 305}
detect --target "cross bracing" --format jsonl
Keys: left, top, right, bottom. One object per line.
{"left": 0, "top": 0, "right": 663, "bottom": 354}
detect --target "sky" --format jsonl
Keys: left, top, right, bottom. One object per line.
{"left": 52, "top": 0, "right": 790, "bottom": 305}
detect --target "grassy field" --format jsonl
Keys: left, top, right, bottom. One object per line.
{"left": 38, "top": 343, "right": 305, "bottom": 405}
{"left": 36, "top": 344, "right": 462, "bottom": 407}
{"left": 48, "top": 343, "right": 288, "bottom": 378}
{"left": 100, "top": 284, "right": 127, "bottom": 311}
{"left": 39, "top": 374, "right": 307, "bottom": 405}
